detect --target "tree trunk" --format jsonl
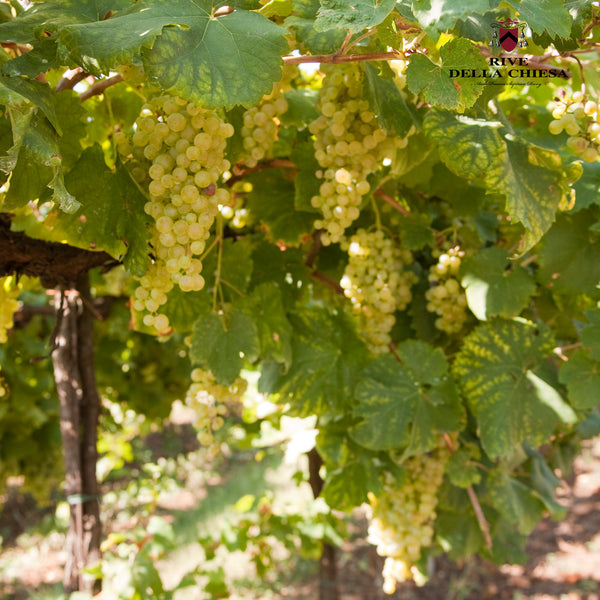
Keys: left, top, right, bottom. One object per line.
{"left": 51, "top": 273, "right": 102, "bottom": 594}
{"left": 308, "top": 448, "right": 339, "bottom": 600}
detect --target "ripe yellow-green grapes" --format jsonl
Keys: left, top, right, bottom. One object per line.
{"left": 425, "top": 246, "right": 468, "bottom": 334}
{"left": 124, "top": 95, "right": 234, "bottom": 333}
{"left": 0, "top": 276, "right": 20, "bottom": 344}
{"left": 367, "top": 437, "right": 452, "bottom": 594}
{"left": 239, "top": 66, "right": 296, "bottom": 168}
{"left": 309, "top": 63, "right": 411, "bottom": 245}
{"left": 184, "top": 368, "right": 247, "bottom": 454}
{"left": 340, "top": 229, "right": 416, "bottom": 354}
{"left": 548, "top": 89, "right": 600, "bottom": 162}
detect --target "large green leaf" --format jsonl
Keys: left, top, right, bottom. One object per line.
{"left": 580, "top": 309, "right": 600, "bottom": 361}
{"left": 141, "top": 1, "right": 287, "bottom": 109}
{"left": 239, "top": 282, "right": 293, "bottom": 366}
{"left": 363, "top": 63, "right": 419, "bottom": 137}
{"left": 285, "top": 0, "right": 346, "bottom": 54}
{"left": 314, "top": 0, "right": 397, "bottom": 34}
{"left": 537, "top": 211, "right": 600, "bottom": 297}
{"left": 410, "top": 0, "right": 497, "bottom": 38}
{"left": 423, "top": 110, "right": 505, "bottom": 181}
{"left": 505, "top": 0, "right": 572, "bottom": 39}
{"left": 322, "top": 460, "right": 382, "bottom": 510}
{"left": 351, "top": 342, "right": 465, "bottom": 454}
{"left": 17, "top": 146, "right": 151, "bottom": 274}
{"left": 406, "top": 39, "right": 488, "bottom": 112}
{"left": 486, "top": 468, "right": 547, "bottom": 535}
{"left": 266, "top": 307, "right": 369, "bottom": 416}
{"left": 246, "top": 169, "right": 315, "bottom": 245}
{"left": 461, "top": 247, "right": 536, "bottom": 320}
{"left": 558, "top": 349, "right": 600, "bottom": 411}
{"left": 0, "top": 0, "right": 133, "bottom": 44}
{"left": 453, "top": 319, "right": 576, "bottom": 459}
{"left": 190, "top": 308, "right": 260, "bottom": 385}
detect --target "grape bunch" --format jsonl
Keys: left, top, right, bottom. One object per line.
{"left": 367, "top": 438, "right": 452, "bottom": 594}
{"left": 0, "top": 276, "right": 21, "bottom": 344}
{"left": 122, "top": 95, "right": 234, "bottom": 332}
{"left": 308, "top": 63, "right": 410, "bottom": 245}
{"left": 184, "top": 368, "right": 247, "bottom": 454}
{"left": 548, "top": 89, "right": 600, "bottom": 162}
{"left": 239, "top": 67, "right": 295, "bottom": 168}
{"left": 425, "top": 246, "right": 468, "bottom": 334}
{"left": 340, "top": 229, "right": 416, "bottom": 354}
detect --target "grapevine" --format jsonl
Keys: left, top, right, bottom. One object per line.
{"left": 367, "top": 437, "right": 452, "bottom": 593}
{"left": 124, "top": 95, "right": 234, "bottom": 332}
{"left": 340, "top": 229, "right": 416, "bottom": 354}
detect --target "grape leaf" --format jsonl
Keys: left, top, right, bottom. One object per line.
{"left": 322, "top": 460, "right": 382, "bottom": 510}
{"left": 239, "top": 282, "right": 293, "bottom": 366}
{"left": 161, "top": 288, "right": 212, "bottom": 332}
{"left": 406, "top": 39, "right": 488, "bottom": 112}
{"left": 537, "top": 211, "right": 600, "bottom": 297}
{"left": 558, "top": 349, "right": 600, "bottom": 411}
{"left": 190, "top": 308, "right": 260, "bottom": 385}
{"left": 0, "top": 0, "right": 133, "bottom": 44}
{"left": 446, "top": 443, "right": 482, "bottom": 488}
{"left": 141, "top": 1, "right": 288, "bottom": 109}
{"left": 486, "top": 468, "right": 547, "bottom": 535}
{"left": 363, "top": 63, "right": 419, "bottom": 137}
{"left": 423, "top": 110, "right": 505, "bottom": 180}
{"left": 505, "top": 0, "right": 572, "bottom": 39}
{"left": 3, "top": 115, "right": 77, "bottom": 213}
{"left": 21, "top": 146, "right": 151, "bottom": 274}
{"left": 246, "top": 169, "right": 315, "bottom": 245}
{"left": 314, "top": 0, "right": 397, "bottom": 34}
{"left": 1, "top": 38, "right": 59, "bottom": 79}
{"left": 525, "top": 445, "right": 567, "bottom": 520}
{"left": 285, "top": 0, "right": 346, "bottom": 54}
{"left": 0, "top": 76, "right": 60, "bottom": 134}
{"left": 397, "top": 212, "right": 435, "bottom": 250}
{"left": 572, "top": 161, "right": 600, "bottom": 211}
{"left": 453, "top": 319, "right": 576, "bottom": 459}
{"left": 203, "top": 237, "right": 254, "bottom": 296}
{"left": 580, "top": 309, "right": 600, "bottom": 361}
{"left": 351, "top": 342, "right": 465, "bottom": 454}
{"left": 265, "top": 307, "right": 369, "bottom": 417}
{"left": 461, "top": 247, "right": 536, "bottom": 320}
{"left": 410, "top": 0, "right": 497, "bottom": 38}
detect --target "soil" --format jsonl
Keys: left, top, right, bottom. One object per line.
{"left": 1, "top": 438, "right": 600, "bottom": 600}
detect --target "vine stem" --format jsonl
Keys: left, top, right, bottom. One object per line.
{"left": 443, "top": 433, "right": 493, "bottom": 550}
{"left": 375, "top": 189, "right": 411, "bottom": 216}
{"left": 79, "top": 74, "right": 123, "bottom": 101}
{"left": 213, "top": 215, "right": 224, "bottom": 313}
{"left": 283, "top": 50, "right": 404, "bottom": 65}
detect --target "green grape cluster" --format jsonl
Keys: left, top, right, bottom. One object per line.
{"left": 308, "top": 64, "right": 410, "bottom": 245}
{"left": 367, "top": 438, "right": 452, "bottom": 594}
{"left": 240, "top": 67, "right": 295, "bottom": 168}
{"left": 123, "top": 95, "right": 234, "bottom": 332}
{"left": 425, "top": 246, "right": 468, "bottom": 334}
{"left": 184, "top": 368, "right": 247, "bottom": 453}
{"left": 0, "top": 276, "right": 21, "bottom": 343}
{"left": 340, "top": 229, "right": 416, "bottom": 354}
{"left": 548, "top": 89, "right": 600, "bottom": 162}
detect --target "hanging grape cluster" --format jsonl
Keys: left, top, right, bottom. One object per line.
{"left": 0, "top": 276, "right": 20, "bottom": 343}
{"left": 548, "top": 89, "right": 599, "bottom": 162}
{"left": 425, "top": 246, "right": 468, "bottom": 334}
{"left": 340, "top": 229, "right": 416, "bottom": 354}
{"left": 308, "top": 63, "right": 410, "bottom": 245}
{"left": 239, "top": 67, "right": 296, "bottom": 168}
{"left": 122, "top": 95, "right": 234, "bottom": 332}
{"left": 367, "top": 438, "right": 452, "bottom": 594}
{"left": 184, "top": 368, "right": 247, "bottom": 454}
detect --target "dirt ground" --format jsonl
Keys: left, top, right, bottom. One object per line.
{"left": 2, "top": 438, "right": 600, "bottom": 600}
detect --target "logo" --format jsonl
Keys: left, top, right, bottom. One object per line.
{"left": 490, "top": 18, "right": 528, "bottom": 52}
